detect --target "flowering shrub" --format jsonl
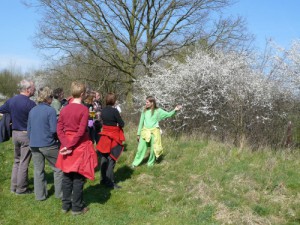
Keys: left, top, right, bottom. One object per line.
{"left": 134, "top": 48, "right": 292, "bottom": 147}
{"left": 267, "top": 40, "right": 300, "bottom": 94}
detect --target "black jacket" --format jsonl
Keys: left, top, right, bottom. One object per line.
{"left": 0, "top": 113, "right": 12, "bottom": 143}
{"left": 101, "top": 106, "right": 124, "bottom": 127}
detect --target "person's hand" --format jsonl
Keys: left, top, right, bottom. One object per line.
{"left": 137, "top": 135, "right": 140, "bottom": 142}
{"left": 59, "top": 147, "right": 72, "bottom": 155}
{"left": 174, "top": 105, "right": 182, "bottom": 111}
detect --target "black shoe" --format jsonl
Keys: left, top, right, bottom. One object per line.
{"left": 16, "top": 189, "right": 33, "bottom": 195}
{"left": 100, "top": 180, "right": 107, "bottom": 185}
{"left": 72, "top": 207, "right": 89, "bottom": 216}
{"left": 113, "top": 183, "right": 122, "bottom": 189}
{"left": 61, "top": 209, "right": 70, "bottom": 214}
{"left": 105, "top": 182, "right": 121, "bottom": 189}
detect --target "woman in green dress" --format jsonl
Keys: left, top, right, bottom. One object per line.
{"left": 132, "top": 96, "right": 182, "bottom": 167}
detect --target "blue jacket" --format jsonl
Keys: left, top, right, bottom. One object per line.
{"left": 0, "top": 94, "right": 36, "bottom": 131}
{"left": 27, "top": 103, "right": 57, "bottom": 147}
{"left": 0, "top": 113, "right": 11, "bottom": 143}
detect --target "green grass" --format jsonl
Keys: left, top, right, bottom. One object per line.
{"left": 0, "top": 124, "right": 299, "bottom": 225}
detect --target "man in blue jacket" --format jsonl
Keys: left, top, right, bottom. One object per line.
{"left": 0, "top": 79, "right": 36, "bottom": 194}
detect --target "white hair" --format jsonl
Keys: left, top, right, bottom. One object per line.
{"left": 18, "top": 79, "right": 33, "bottom": 92}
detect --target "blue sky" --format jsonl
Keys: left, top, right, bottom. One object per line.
{"left": 226, "top": 0, "right": 300, "bottom": 50}
{"left": 0, "top": 0, "right": 299, "bottom": 73}
{"left": 0, "top": 0, "right": 41, "bottom": 72}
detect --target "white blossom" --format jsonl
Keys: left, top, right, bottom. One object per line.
{"left": 134, "top": 47, "right": 290, "bottom": 146}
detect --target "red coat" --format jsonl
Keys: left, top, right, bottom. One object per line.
{"left": 56, "top": 132, "right": 98, "bottom": 180}
{"left": 56, "top": 103, "right": 98, "bottom": 180}
{"left": 96, "top": 125, "right": 125, "bottom": 161}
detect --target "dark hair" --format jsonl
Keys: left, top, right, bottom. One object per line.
{"left": 144, "top": 96, "right": 157, "bottom": 115}
{"left": 53, "top": 88, "right": 63, "bottom": 99}
{"left": 105, "top": 93, "right": 116, "bottom": 106}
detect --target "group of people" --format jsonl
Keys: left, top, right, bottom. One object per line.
{"left": 0, "top": 79, "right": 181, "bottom": 215}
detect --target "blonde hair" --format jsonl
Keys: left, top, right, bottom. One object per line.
{"left": 37, "top": 87, "right": 53, "bottom": 103}
{"left": 71, "top": 81, "right": 86, "bottom": 98}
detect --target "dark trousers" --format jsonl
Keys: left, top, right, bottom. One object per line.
{"left": 100, "top": 153, "right": 116, "bottom": 187}
{"left": 94, "top": 120, "right": 101, "bottom": 144}
{"left": 88, "top": 126, "right": 94, "bottom": 143}
{"left": 94, "top": 131, "right": 100, "bottom": 144}
{"left": 62, "top": 172, "right": 86, "bottom": 212}
{"left": 88, "top": 126, "right": 101, "bottom": 144}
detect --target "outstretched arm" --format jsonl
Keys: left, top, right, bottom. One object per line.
{"left": 158, "top": 105, "right": 182, "bottom": 121}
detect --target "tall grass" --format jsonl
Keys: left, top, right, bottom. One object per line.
{"left": 0, "top": 123, "right": 299, "bottom": 225}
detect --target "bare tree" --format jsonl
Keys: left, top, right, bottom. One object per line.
{"left": 33, "top": 53, "right": 126, "bottom": 97}
{"left": 27, "top": 0, "right": 252, "bottom": 103}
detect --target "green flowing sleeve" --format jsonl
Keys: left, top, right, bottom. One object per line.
{"left": 137, "top": 110, "right": 145, "bottom": 135}
{"left": 158, "top": 108, "right": 176, "bottom": 121}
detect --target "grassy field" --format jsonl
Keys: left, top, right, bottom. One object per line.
{"left": 0, "top": 124, "right": 299, "bottom": 225}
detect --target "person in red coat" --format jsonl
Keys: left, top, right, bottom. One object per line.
{"left": 96, "top": 93, "right": 125, "bottom": 189}
{"left": 55, "top": 81, "right": 98, "bottom": 215}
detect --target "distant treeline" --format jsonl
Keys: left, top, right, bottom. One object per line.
{"left": 0, "top": 70, "right": 23, "bottom": 99}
